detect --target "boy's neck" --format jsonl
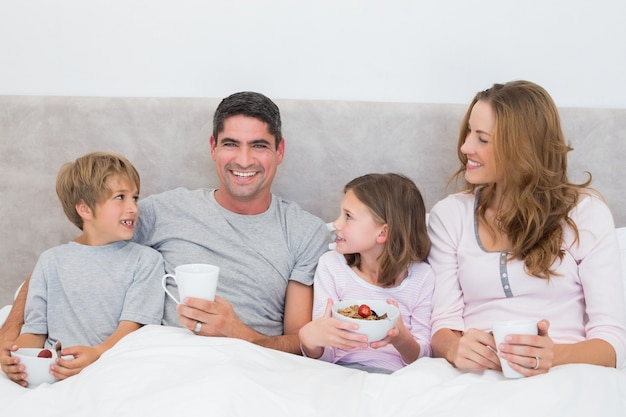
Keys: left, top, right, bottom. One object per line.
{"left": 73, "top": 233, "right": 122, "bottom": 246}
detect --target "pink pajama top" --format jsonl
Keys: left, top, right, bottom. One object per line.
{"left": 312, "top": 250, "right": 434, "bottom": 371}
{"left": 428, "top": 190, "right": 626, "bottom": 367}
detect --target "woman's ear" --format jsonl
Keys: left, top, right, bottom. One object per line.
{"left": 376, "top": 224, "right": 389, "bottom": 244}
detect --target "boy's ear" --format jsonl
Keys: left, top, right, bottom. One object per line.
{"left": 75, "top": 200, "right": 92, "bottom": 220}
{"left": 376, "top": 224, "right": 388, "bottom": 244}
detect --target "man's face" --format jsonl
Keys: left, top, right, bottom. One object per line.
{"left": 210, "top": 115, "right": 284, "bottom": 213}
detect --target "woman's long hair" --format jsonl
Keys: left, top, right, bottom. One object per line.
{"left": 452, "top": 80, "right": 591, "bottom": 279}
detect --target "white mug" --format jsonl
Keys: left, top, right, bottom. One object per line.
{"left": 492, "top": 319, "right": 538, "bottom": 378}
{"left": 161, "top": 264, "right": 220, "bottom": 304}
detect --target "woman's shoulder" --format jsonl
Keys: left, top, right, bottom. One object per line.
{"left": 563, "top": 189, "right": 616, "bottom": 239}
{"left": 571, "top": 189, "right": 614, "bottom": 223}
{"left": 431, "top": 190, "right": 476, "bottom": 211}
{"left": 429, "top": 190, "right": 476, "bottom": 227}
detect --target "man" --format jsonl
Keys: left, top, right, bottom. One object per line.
{"left": 1, "top": 92, "right": 330, "bottom": 378}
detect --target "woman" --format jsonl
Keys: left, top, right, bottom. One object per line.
{"left": 428, "top": 80, "right": 626, "bottom": 377}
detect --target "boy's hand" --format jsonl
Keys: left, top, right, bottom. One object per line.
{"left": 0, "top": 341, "right": 28, "bottom": 387}
{"left": 50, "top": 345, "right": 100, "bottom": 380}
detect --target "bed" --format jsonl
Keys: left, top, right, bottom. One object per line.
{"left": 1, "top": 96, "right": 625, "bottom": 416}
{"left": 1, "top": 319, "right": 625, "bottom": 416}
{"left": 1, "top": 226, "right": 625, "bottom": 416}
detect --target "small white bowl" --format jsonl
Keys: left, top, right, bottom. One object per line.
{"left": 12, "top": 348, "right": 58, "bottom": 388}
{"left": 332, "top": 299, "right": 400, "bottom": 342}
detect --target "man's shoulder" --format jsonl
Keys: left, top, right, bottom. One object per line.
{"left": 123, "top": 241, "right": 163, "bottom": 259}
{"left": 142, "top": 187, "right": 210, "bottom": 203}
{"left": 273, "top": 195, "right": 325, "bottom": 227}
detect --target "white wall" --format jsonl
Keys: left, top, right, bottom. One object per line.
{"left": 1, "top": 0, "right": 625, "bottom": 108}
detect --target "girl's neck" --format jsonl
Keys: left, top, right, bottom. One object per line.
{"left": 352, "top": 256, "right": 380, "bottom": 286}
{"left": 351, "top": 253, "right": 407, "bottom": 288}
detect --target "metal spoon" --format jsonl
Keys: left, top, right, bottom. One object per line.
{"left": 55, "top": 341, "right": 62, "bottom": 358}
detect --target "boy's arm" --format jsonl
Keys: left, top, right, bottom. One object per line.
{"left": 96, "top": 320, "right": 142, "bottom": 354}
{"left": 51, "top": 320, "right": 142, "bottom": 380}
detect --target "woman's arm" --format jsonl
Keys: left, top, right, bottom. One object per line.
{"left": 498, "top": 320, "right": 616, "bottom": 377}
{"left": 571, "top": 195, "right": 626, "bottom": 367}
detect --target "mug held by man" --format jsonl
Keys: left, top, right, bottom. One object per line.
{"left": 162, "top": 264, "right": 220, "bottom": 304}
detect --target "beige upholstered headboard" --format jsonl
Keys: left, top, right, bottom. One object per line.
{"left": 1, "top": 96, "right": 624, "bottom": 307}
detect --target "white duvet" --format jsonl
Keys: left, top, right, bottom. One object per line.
{"left": 1, "top": 325, "right": 625, "bottom": 416}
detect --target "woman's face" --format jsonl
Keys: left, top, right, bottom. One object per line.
{"left": 460, "top": 100, "right": 502, "bottom": 185}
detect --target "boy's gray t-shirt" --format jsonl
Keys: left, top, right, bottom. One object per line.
{"left": 134, "top": 188, "right": 330, "bottom": 336}
{"left": 22, "top": 241, "right": 165, "bottom": 349}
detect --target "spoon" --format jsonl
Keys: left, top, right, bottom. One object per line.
{"left": 55, "top": 341, "right": 62, "bottom": 358}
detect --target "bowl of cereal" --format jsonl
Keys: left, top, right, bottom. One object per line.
{"left": 11, "top": 348, "right": 59, "bottom": 387}
{"left": 332, "top": 299, "right": 400, "bottom": 342}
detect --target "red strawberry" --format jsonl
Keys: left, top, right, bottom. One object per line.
{"left": 358, "top": 304, "right": 371, "bottom": 318}
{"left": 37, "top": 349, "right": 53, "bottom": 358}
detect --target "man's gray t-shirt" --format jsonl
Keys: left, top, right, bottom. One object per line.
{"left": 133, "top": 188, "right": 330, "bottom": 336}
{"left": 22, "top": 241, "right": 165, "bottom": 349}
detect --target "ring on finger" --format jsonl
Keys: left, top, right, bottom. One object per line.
{"left": 194, "top": 321, "right": 202, "bottom": 333}
{"left": 533, "top": 355, "right": 539, "bottom": 370}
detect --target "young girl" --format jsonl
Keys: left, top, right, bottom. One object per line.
{"left": 299, "top": 173, "right": 434, "bottom": 373}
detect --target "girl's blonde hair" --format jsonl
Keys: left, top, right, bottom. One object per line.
{"left": 343, "top": 173, "right": 430, "bottom": 287}
{"left": 56, "top": 152, "right": 140, "bottom": 230}
{"left": 453, "top": 80, "right": 591, "bottom": 278}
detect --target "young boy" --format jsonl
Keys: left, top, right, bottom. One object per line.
{"left": 6, "top": 152, "right": 165, "bottom": 387}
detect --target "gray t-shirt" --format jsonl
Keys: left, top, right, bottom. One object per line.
{"left": 22, "top": 241, "right": 165, "bottom": 349}
{"left": 133, "top": 188, "right": 330, "bottom": 336}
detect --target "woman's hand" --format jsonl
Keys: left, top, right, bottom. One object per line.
{"left": 433, "top": 327, "right": 501, "bottom": 371}
{"left": 497, "top": 319, "right": 554, "bottom": 376}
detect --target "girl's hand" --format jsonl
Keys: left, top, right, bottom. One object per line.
{"left": 299, "top": 298, "right": 368, "bottom": 358}
{"left": 370, "top": 299, "right": 425, "bottom": 365}
{"left": 369, "top": 299, "right": 405, "bottom": 349}
{"left": 497, "top": 319, "right": 554, "bottom": 376}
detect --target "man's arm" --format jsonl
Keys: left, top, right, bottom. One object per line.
{"left": 229, "top": 280, "right": 313, "bottom": 354}
{"left": 0, "top": 277, "right": 30, "bottom": 387}
{"left": 0, "top": 277, "right": 29, "bottom": 342}
{"left": 177, "top": 280, "right": 313, "bottom": 354}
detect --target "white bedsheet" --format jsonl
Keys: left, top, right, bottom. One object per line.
{"left": 1, "top": 325, "right": 625, "bottom": 417}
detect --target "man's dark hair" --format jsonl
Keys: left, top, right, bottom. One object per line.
{"left": 213, "top": 91, "right": 282, "bottom": 148}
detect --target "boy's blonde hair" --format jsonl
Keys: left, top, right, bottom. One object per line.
{"left": 56, "top": 152, "right": 140, "bottom": 230}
